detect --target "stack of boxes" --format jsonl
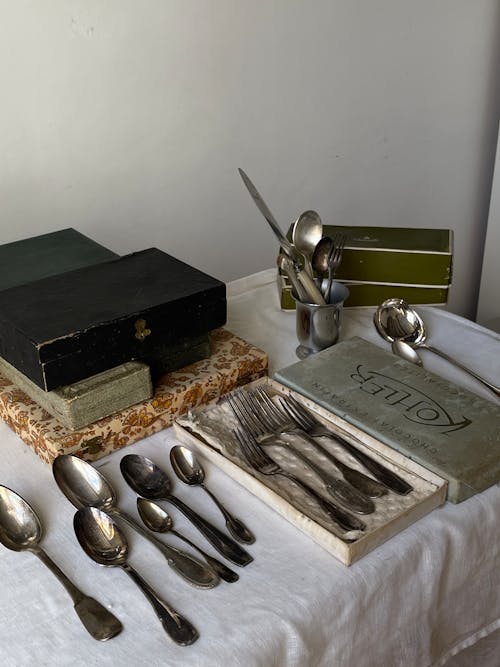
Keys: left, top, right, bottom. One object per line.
{"left": 0, "top": 229, "right": 268, "bottom": 463}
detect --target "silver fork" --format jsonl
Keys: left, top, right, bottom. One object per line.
{"left": 323, "top": 232, "right": 346, "bottom": 301}
{"left": 232, "top": 424, "right": 365, "bottom": 534}
{"left": 228, "top": 391, "right": 371, "bottom": 517}
{"left": 253, "top": 387, "right": 388, "bottom": 499}
{"left": 281, "top": 394, "right": 413, "bottom": 495}
{"left": 241, "top": 389, "right": 378, "bottom": 514}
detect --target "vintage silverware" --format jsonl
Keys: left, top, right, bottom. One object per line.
{"left": 291, "top": 210, "right": 323, "bottom": 278}
{"left": 169, "top": 445, "right": 255, "bottom": 544}
{"left": 311, "top": 236, "right": 333, "bottom": 279}
{"left": 74, "top": 506, "right": 199, "bottom": 645}
{"left": 277, "top": 253, "right": 310, "bottom": 302}
{"left": 228, "top": 391, "right": 374, "bottom": 514}
{"left": 374, "top": 298, "right": 500, "bottom": 397}
{"left": 253, "top": 388, "right": 388, "bottom": 499}
{"left": 232, "top": 426, "right": 365, "bottom": 533}
{"left": 238, "top": 168, "right": 325, "bottom": 305}
{"left": 322, "top": 232, "right": 347, "bottom": 301}
{"left": 0, "top": 485, "right": 122, "bottom": 641}
{"left": 280, "top": 394, "right": 413, "bottom": 495}
{"left": 52, "top": 454, "right": 219, "bottom": 589}
{"left": 137, "top": 498, "right": 239, "bottom": 583}
{"left": 119, "top": 454, "right": 253, "bottom": 567}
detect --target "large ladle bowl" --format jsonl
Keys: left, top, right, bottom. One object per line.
{"left": 374, "top": 298, "right": 500, "bottom": 398}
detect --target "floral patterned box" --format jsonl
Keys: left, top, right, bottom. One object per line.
{"left": 0, "top": 329, "right": 268, "bottom": 464}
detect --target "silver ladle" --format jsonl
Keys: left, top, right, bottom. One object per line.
{"left": 0, "top": 485, "right": 122, "bottom": 641}
{"left": 74, "top": 506, "right": 199, "bottom": 646}
{"left": 374, "top": 298, "right": 500, "bottom": 398}
{"left": 52, "top": 454, "right": 219, "bottom": 589}
{"left": 137, "top": 498, "right": 239, "bottom": 583}
{"left": 169, "top": 445, "right": 255, "bottom": 544}
{"left": 119, "top": 454, "right": 253, "bottom": 567}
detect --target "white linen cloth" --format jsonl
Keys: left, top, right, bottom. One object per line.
{"left": 0, "top": 268, "right": 498, "bottom": 667}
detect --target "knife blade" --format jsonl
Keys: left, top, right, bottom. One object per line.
{"left": 238, "top": 168, "right": 297, "bottom": 259}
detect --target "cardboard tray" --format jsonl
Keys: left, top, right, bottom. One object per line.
{"left": 174, "top": 377, "right": 447, "bottom": 566}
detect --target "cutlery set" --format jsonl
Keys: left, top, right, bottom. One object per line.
{"left": 227, "top": 386, "right": 414, "bottom": 539}
{"left": 239, "top": 168, "right": 346, "bottom": 306}
{"left": 0, "top": 448, "right": 255, "bottom": 645}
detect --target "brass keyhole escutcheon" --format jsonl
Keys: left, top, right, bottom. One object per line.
{"left": 134, "top": 318, "right": 151, "bottom": 342}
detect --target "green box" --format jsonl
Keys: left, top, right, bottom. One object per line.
{"left": 279, "top": 226, "right": 453, "bottom": 309}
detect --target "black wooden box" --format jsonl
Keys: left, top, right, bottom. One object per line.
{"left": 0, "top": 248, "right": 226, "bottom": 390}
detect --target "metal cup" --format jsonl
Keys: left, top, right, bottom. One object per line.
{"left": 293, "top": 282, "right": 349, "bottom": 359}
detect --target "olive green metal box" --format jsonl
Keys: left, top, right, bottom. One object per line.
{"left": 279, "top": 226, "right": 453, "bottom": 309}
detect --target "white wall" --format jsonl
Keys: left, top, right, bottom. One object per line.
{"left": 1, "top": 1, "right": 499, "bottom": 319}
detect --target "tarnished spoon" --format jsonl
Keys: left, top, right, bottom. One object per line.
{"left": 170, "top": 446, "right": 255, "bottom": 545}
{"left": 52, "top": 454, "right": 219, "bottom": 589}
{"left": 74, "top": 506, "right": 199, "bottom": 646}
{"left": 120, "top": 454, "right": 253, "bottom": 567}
{"left": 0, "top": 485, "right": 122, "bottom": 641}
{"left": 137, "top": 498, "right": 239, "bottom": 583}
{"left": 292, "top": 210, "right": 323, "bottom": 277}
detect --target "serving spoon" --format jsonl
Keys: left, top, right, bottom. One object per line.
{"left": 74, "top": 506, "right": 199, "bottom": 645}
{"left": 0, "top": 485, "right": 122, "bottom": 641}
{"left": 374, "top": 298, "right": 500, "bottom": 398}
{"left": 52, "top": 454, "right": 219, "bottom": 589}
{"left": 169, "top": 445, "right": 255, "bottom": 544}
{"left": 137, "top": 498, "right": 239, "bottom": 583}
{"left": 120, "top": 454, "right": 253, "bottom": 567}
{"left": 292, "top": 210, "right": 323, "bottom": 277}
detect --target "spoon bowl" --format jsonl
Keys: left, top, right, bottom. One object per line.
{"left": 74, "top": 506, "right": 199, "bottom": 645}
{"left": 0, "top": 485, "right": 123, "bottom": 641}
{"left": 137, "top": 498, "right": 239, "bottom": 583}
{"left": 311, "top": 236, "right": 333, "bottom": 276}
{"left": 392, "top": 340, "right": 423, "bottom": 366}
{"left": 170, "top": 446, "right": 255, "bottom": 545}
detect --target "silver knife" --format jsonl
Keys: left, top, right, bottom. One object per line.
{"left": 238, "top": 168, "right": 297, "bottom": 259}
{"left": 239, "top": 169, "right": 325, "bottom": 305}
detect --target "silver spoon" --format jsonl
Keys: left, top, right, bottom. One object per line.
{"left": 292, "top": 210, "right": 323, "bottom": 277}
{"left": 52, "top": 454, "right": 218, "bottom": 589}
{"left": 311, "top": 236, "right": 333, "bottom": 278}
{"left": 0, "top": 485, "right": 122, "bottom": 641}
{"left": 120, "top": 454, "right": 253, "bottom": 567}
{"left": 392, "top": 340, "right": 423, "bottom": 366}
{"left": 374, "top": 298, "right": 500, "bottom": 398}
{"left": 137, "top": 498, "right": 239, "bottom": 583}
{"left": 74, "top": 506, "right": 199, "bottom": 646}
{"left": 170, "top": 446, "right": 255, "bottom": 545}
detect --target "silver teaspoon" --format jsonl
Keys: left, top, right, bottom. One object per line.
{"left": 137, "top": 498, "right": 239, "bottom": 583}
{"left": 74, "top": 507, "right": 199, "bottom": 646}
{"left": 52, "top": 454, "right": 219, "bottom": 589}
{"left": 0, "top": 485, "right": 122, "bottom": 641}
{"left": 169, "top": 446, "right": 255, "bottom": 544}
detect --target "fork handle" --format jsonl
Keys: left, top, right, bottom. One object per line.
{"left": 279, "top": 470, "right": 365, "bottom": 532}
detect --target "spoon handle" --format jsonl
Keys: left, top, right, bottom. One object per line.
{"left": 111, "top": 509, "right": 219, "bottom": 589}
{"left": 171, "top": 530, "right": 239, "bottom": 583}
{"left": 121, "top": 563, "right": 199, "bottom": 646}
{"left": 201, "top": 485, "right": 255, "bottom": 544}
{"left": 165, "top": 495, "right": 253, "bottom": 566}
{"left": 424, "top": 344, "right": 500, "bottom": 398}
{"left": 32, "top": 547, "right": 122, "bottom": 641}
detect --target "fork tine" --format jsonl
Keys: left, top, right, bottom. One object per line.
{"left": 282, "top": 395, "right": 316, "bottom": 429}
{"left": 233, "top": 425, "right": 274, "bottom": 469}
{"left": 252, "top": 388, "right": 288, "bottom": 429}
{"left": 227, "top": 391, "right": 262, "bottom": 437}
{"left": 279, "top": 396, "right": 309, "bottom": 430}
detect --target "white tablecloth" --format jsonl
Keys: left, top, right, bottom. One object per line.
{"left": 0, "top": 269, "right": 499, "bottom": 667}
